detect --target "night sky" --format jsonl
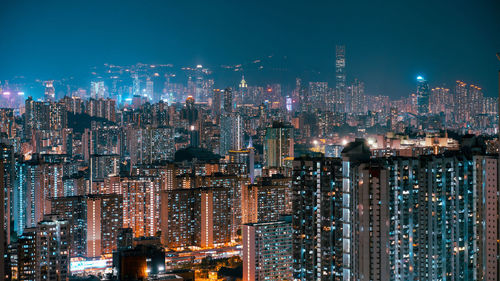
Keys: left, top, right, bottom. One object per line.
{"left": 1, "top": 0, "right": 499, "bottom": 97}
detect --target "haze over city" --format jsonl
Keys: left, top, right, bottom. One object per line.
{"left": 1, "top": 0, "right": 500, "bottom": 97}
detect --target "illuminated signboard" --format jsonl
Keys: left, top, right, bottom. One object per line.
{"left": 70, "top": 260, "right": 108, "bottom": 272}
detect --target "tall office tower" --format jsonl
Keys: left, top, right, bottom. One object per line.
{"left": 241, "top": 176, "right": 292, "bottom": 224}
{"left": 145, "top": 78, "right": 154, "bottom": 100}
{"left": 350, "top": 78, "right": 365, "bottom": 113}
{"left": 212, "top": 89, "right": 222, "bottom": 118}
{"left": 36, "top": 215, "right": 70, "bottom": 281}
{"left": 17, "top": 228, "right": 36, "bottom": 281}
{"left": 90, "top": 81, "right": 106, "bottom": 99}
{"left": 127, "top": 127, "right": 175, "bottom": 166}
{"left": 220, "top": 113, "right": 244, "bottom": 156}
{"left": 335, "top": 45, "right": 346, "bottom": 112}
{"left": 223, "top": 87, "right": 233, "bottom": 113}
{"left": 194, "top": 64, "right": 204, "bottom": 101}
{"left": 238, "top": 75, "right": 248, "bottom": 104}
{"left": 264, "top": 122, "right": 294, "bottom": 168}
{"left": 430, "top": 87, "right": 451, "bottom": 114}
{"left": 416, "top": 76, "right": 430, "bottom": 115}
{"left": 44, "top": 80, "right": 55, "bottom": 101}
{"left": 292, "top": 157, "right": 343, "bottom": 281}
{"left": 132, "top": 74, "right": 140, "bottom": 96}
{"left": 242, "top": 217, "right": 293, "bottom": 281}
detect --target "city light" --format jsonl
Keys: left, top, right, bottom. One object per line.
{"left": 1, "top": 3, "right": 497, "bottom": 281}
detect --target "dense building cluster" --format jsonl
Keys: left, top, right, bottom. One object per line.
{"left": 0, "top": 46, "right": 498, "bottom": 281}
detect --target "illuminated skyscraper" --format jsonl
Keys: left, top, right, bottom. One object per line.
{"left": 241, "top": 176, "right": 292, "bottom": 224}
{"left": 223, "top": 87, "right": 233, "bottom": 113}
{"left": 36, "top": 215, "right": 70, "bottom": 281}
{"left": 416, "top": 76, "right": 430, "bottom": 115}
{"left": 17, "top": 228, "right": 36, "bottom": 281}
{"left": 90, "top": 81, "right": 105, "bottom": 99}
{"left": 309, "top": 81, "right": 329, "bottom": 110}
{"left": 212, "top": 89, "right": 222, "bottom": 118}
{"left": 349, "top": 78, "right": 365, "bottom": 113}
{"left": 340, "top": 138, "right": 498, "bottom": 281}
{"left": 44, "top": 81, "right": 55, "bottom": 101}
{"left": 264, "top": 122, "right": 294, "bottom": 168}
{"left": 160, "top": 186, "right": 234, "bottom": 249}
{"left": 132, "top": 74, "right": 140, "bottom": 96}
{"left": 335, "top": 45, "right": 346, "bottom": 112}
{"left": 145, "top": 78, "right": 154, "bottom": 100}
{"left": 119, "top": 176, "right": 162, "bottom": 238}
{"left": 239, "top": 75, "right": 248, "bottom": 104}
{"left": 243, "top": 217, "right": 293, "bottom": 281}
{"left": 292, "top": 157, "right": 343, "bottom": 281}
{"left": 220, "top": 113, "right": 243, "bottom": 156}
{"left": 430, "top": 87, "right": 451, "bottom": 114}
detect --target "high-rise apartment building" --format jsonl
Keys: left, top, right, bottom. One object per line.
{"left": 241, "top": 176, "right": 292, "bottom": 224}
{"left": 36, "top": 214, "right": 70, "bottom": 281}
{"left": 341, "top": 138, "right": 499, "bottom": 281}
{"left": 17, "top": 228, "right": 36, "bottom": 281}
{"left": 161, "top": 186, "right": 235, "bottom": 249}
{"left": 292, "top": 157, "right": 343, "bottom": 281}
{"left": 243, "top": 217, "right": 293, "bottom": 281}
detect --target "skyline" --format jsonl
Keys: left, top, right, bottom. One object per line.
{"left": 1, "top": 0, "right": 500, "bottom": 98}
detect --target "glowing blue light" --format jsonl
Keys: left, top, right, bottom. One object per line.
{"left": 417, "top": 76, "right": 424, "bottom": 81}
